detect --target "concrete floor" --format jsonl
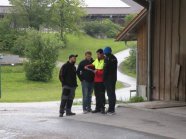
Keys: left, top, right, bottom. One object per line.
{"left": 0, "top": 102, "right": 186, "bottom": 139}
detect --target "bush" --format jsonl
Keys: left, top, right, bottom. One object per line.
{"left": 124, "top": 47, "right": 137, "bottom": 74}
{"left": 12, "top": 31, "right": 63, "bottom": 56}
{"left": 0, "top": 18, "right": 17, "bottom": 51}
{"left": 24, "top": 30, "right": 59, "bottom": 82}
{"left": 83, "top": 19, "right": 122, "bottom": 38}
{"left": 129, "top": 96, "right": 144, "bottom": 103}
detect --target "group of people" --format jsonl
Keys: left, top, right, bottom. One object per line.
{"left": 59, "top": 47, "right": 118, "bottom": 117}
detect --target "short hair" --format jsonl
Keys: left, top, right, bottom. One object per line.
{"left": 85, "top": 51, "right": 92, "bottom": 55}
{"left": 96, "top": 49, "right": 103, "bottom": 54}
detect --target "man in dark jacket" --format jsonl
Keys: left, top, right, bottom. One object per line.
{"left": 59, "top": 54, "right": 78, "bottom": 117}
{"left": 103, "top": 47, "right": 118, "bottom": 115}
{"left": 77, "top": 51, "right": 94, "bottom": 113}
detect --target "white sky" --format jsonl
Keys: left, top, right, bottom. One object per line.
{"left": 0, "top": 0, "right": 130, "bottom": 8}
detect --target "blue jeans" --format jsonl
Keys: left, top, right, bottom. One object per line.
{"left": 81, "top": 80, "right": 94, "bottom": 111}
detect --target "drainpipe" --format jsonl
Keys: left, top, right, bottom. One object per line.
{"left": 147, "top": 0, "right": 153, "bottom": 101}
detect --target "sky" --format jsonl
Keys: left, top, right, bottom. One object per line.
{"left": 0, "top": 0, "right": 129, "bottom": 7}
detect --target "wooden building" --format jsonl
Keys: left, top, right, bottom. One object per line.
{"left": 116, "top": 0, "right": 186, "bottom": 102}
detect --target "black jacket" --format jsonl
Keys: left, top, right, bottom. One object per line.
{"left": 103, "top": 54, "right": 118, "bottom": 82}
{"left": 59, "top": 61, "right": 77, "bottom": 87}
{"left": 77, "top": 59, "right": 95, "bottom": 82}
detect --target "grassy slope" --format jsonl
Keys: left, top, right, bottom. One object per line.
{"left": 0, "top": 34, "right": 126, "bottom": 102}
{"left": 58, "top": 34, "right": 126, "bottom": 63}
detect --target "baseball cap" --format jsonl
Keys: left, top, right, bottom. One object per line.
{"left": 69, "top": 54, "right": 78, "bottom": 59}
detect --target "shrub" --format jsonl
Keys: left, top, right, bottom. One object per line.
{"left": 83, "top": 19, "right": 122, "bottom": 38}
{"left": 129, "top": 96, "right": 144, "bottom": 103}
{"left": 124, "top": 47, "right": 137, "bottom": 74}
{"left": 0, "top": 18, "right": 17, "bottom": 51}
{"left": 24, "top": 30, "right": 59, "bottom": 82}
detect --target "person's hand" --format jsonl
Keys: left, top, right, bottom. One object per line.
{"left": 93, "top": 70, "right": 97, "bottom": 74}
{"left": 84, "top": 66, "right": 88, "bottom": 70}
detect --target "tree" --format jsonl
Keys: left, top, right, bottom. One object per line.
{"left": 49, "top": 0, "right": 85, "bottom": 47}
{"left": 124, "top": 14, "right": 137, "bottom": 27}
{"left": 24, "top": 30, "right": 59, "bottom": 82}
{"left": 9, "top": 0, "right": 51, "bottom": 30}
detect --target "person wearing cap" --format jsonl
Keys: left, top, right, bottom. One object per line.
{"left": 59, "top": 54, "right": 78, "bottom": 117}
{"left": 77, "top": 51, "right": 95, "bottom": 113}
{"left": 103, "top": 47, "right": 118, "bottom": 115}
{"left": 85, "top": 49, "right": 106, "bottom": 114}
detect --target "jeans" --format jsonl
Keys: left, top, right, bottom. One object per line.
{"left": 81, "top": 80, "right": 94, "bottom": 111}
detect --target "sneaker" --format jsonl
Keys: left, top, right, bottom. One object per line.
{"left": 107, "top": 111, "right": 116, "bottom": 115}
{"left": 92, "top": 109, "right": 101, "bottom": 113}
{"left": 66, "top": 112, "right": 76, "bottom": 116}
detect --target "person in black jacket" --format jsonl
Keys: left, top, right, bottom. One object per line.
{"left": 59, "top": 54, "right": 78, "bottom": 117}
{"left": 77, "top": 51, "right": 95, "bottom": 113}
{"left": 103, "top": 47, "right": 118, "bottom": 115}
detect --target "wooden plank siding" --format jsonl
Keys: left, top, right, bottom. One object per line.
{"left": 171, "top": 0, "right": 180, "bottom": 101}
{"left": 179, "top": 0, "right": 186, "bottom": 101}
{"left": 152, "top": 0, "right": 160, "bottom": 100}
{"left": 137, "top": 22, "right": 148, "bottom": 86}
{"left": 152, "top": 0, "right": 186, "bottom": 101}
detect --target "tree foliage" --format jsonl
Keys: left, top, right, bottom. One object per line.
{"left": 24, "top": 30, "right": 59, "bottom": 82}
{"left": 83, "top": 19, "right": 122, "bottom": 38}
{"left": 49, "top": 0, "right": 85, "bottom": 47}
{"left": 9, "top": 0, "right": 52, "bottom": 30}
{"left": 124, "top": 46, "right": 137, "bottom": 74}
{"left": 124, "top": 14, "right": 137, "bottom": 27}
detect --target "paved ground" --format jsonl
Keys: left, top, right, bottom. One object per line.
{"left": 0, "top": 102, "right": 178, "bottom": 139}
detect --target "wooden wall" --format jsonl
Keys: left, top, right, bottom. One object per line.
{"left": 137, "top": 21, "right": 148, "bottom": 86}
{"left": 152, "top": 0, "right": 186, "bottom": 101}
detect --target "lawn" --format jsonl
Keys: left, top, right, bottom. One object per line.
{"left": 0, "top": 66, "right": 124, "bottom": 103}
{"left": 0, "top": 34, "right": 127, "bottom": 102}
{"left": 58, "top": 34, "right": 127, "bottom": 63}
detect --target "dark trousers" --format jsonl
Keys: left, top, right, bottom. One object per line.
{"left": 94, "top": 82, "right": 105, "bottom": 111}
{"left": 60, "top": 86, "right": 76, "bottom": 114}
{"left": 105, "top": 80, "right": 116, "bottom": 112}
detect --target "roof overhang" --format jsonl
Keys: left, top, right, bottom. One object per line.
{"left": 133, "top": 0, "right": 149, "bottom": 9}
{"left": 115, "top": 9, "right": 147, "bottom": 41}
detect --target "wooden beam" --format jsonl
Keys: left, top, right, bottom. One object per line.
{"left": 133, "top": 0, "right": 149, "bottom": 9}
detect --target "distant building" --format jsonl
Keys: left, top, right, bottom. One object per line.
{"left": 0, "top": 0, "right": 143, "bottom": 24}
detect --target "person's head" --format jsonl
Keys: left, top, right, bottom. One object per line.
{"left": 69, "top": 54, "right": 78, "bottom": 64}
{"left": 103, "top": 47, "right": 112, "bottom": 55}
{"left": 85, "top": 51, "right": 92, "bottom": 61}
{"left": 96, "top": 49, "right": 104, "bottom": 59}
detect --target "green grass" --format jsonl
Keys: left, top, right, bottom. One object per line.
{"left": 120, "top": 61, "right": 136, "bottom": 78}
{"left": 58, "top": 34, "right": 127, "bottom": 63}
{"left": 0, "top": 34, "right": 126, "bottom": 102}
{"left": 0, "top": 65, "right": 124, "bottom": 102}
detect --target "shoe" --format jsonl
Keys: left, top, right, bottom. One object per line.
{"left": 59, "top": 113, "right": 64, "bottom": 117}
{"left": 101, "top": 108, "right": 106, "bottom": 114}
{"left": 92, "top": 109, "right": 101, "bottom": 113}
{"left": 66, "top": 112, "right": 76, "bottom": 116}
{"left": 87, "top": 109, "right": 92, "bottom": 112}
{"left": 83, "top": 110, "right": 88, "bottom": 114}
{"left": 107, "top": 111, "right": 116, "bottom": 115}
